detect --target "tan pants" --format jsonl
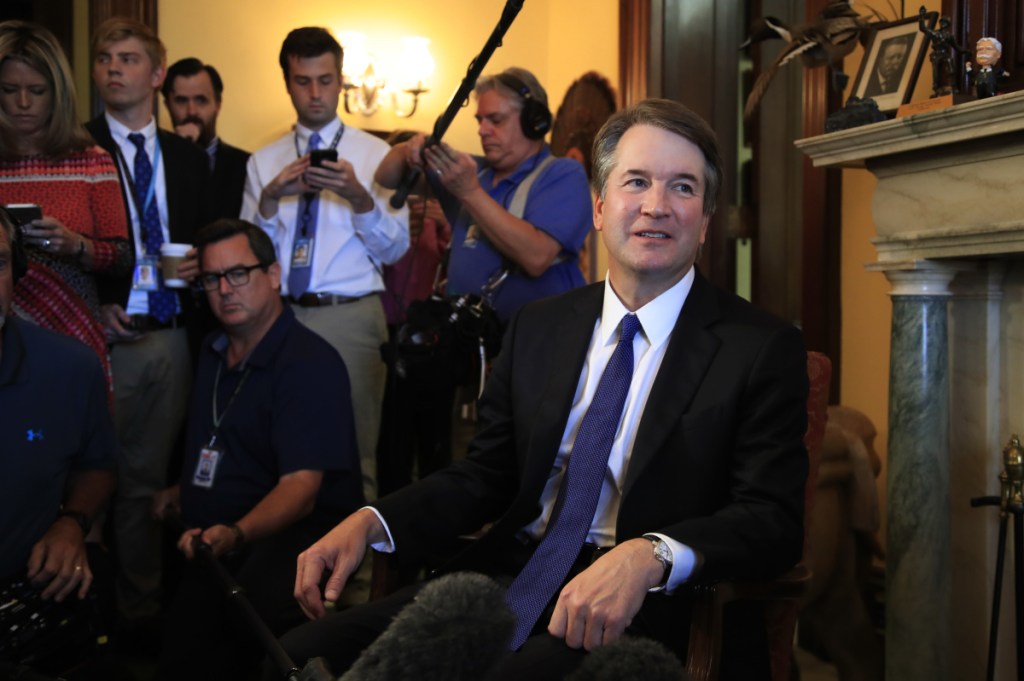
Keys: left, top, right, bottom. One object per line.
{"left": 109, "top": 327, "right": 192, "bottom": 620}
{"left": 292, "top": 295, "right": 387, "bottom": 502}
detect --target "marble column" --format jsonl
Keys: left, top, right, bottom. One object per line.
{"left": 882, "top": 263, "right": 961, "bottom": 681}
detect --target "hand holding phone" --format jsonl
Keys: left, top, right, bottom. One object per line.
{"left": 4, "top": 204, "right": 42, "bottom": 229}
{"left": 309, "top": 149, "right": 338, "bottom": 168}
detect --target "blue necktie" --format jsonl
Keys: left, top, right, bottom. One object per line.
{"left": 287, "top": 132, "right": 322, "bottom": 297}
{"left": 127, "top": 133, "right": 176, "bottom": 323}
{"left": 505, "top": 313, "right": 642, "bottom": 650}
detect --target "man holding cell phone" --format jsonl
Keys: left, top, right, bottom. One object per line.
{"left": 241, "top": 26, "right": 409, "bottom": 505}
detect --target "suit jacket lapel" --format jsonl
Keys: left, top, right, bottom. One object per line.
{"left": 623, "top": 271, "right": 722, "bottom": 495}
{"left": 517, "top": 285, "right": 603, "bottom": 508}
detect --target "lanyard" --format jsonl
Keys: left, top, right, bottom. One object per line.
{"left": 294, "top": 124, "right": 345, "bottom": 237}
{"left": 209, "top": 360, "right": 252, "bottom": 446}
{"left": 293, "top": 124, "right": 345, "bottom": 159}
{"left": 114, "top": 137, "right": 162, "bottom": 218}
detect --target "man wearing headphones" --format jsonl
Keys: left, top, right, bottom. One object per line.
{"left": 376, "top": 66, "right": 593, "bottom": 324}
{"left": 0, "top": 208, "right": 116, "bottom": 603}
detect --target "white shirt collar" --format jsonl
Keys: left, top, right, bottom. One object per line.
{"left": 599, "top": 268, "right": 694, "bottom": 349}
{"left": 105, "top": 111, "right": 157, "bottom": 142}
{"left": 294, "top": 116, "right": 342, "bottom": 149}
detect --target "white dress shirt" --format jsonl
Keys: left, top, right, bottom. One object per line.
{"left": 104, "top": 113, "right": 174, "bottom": 316}
{"left": 241, "top": 116, "right": 409, "bottom": 297}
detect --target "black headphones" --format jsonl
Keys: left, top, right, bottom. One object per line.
{"left": 0, "top": 207, "right": 29, "bottom": 284}
{"left": 496, "top": 72, "right": 553, "bottom": 140}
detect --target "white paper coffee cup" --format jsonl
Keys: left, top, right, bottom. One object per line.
{"left": 160, "top": 242, "right": 191, "bottom": 288}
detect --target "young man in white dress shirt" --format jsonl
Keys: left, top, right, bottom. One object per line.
{"left": 241, "top": 27, "right": 409, "bottom": 504}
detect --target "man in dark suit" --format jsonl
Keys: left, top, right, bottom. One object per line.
{"left": 281, "top": 99, "right": 808, "bottom": 681}
{"left": 84, "top": 17, "right": 211, "bottom": 626}
{"left": 161, "top": 58, "right": 250, "bottom": 219}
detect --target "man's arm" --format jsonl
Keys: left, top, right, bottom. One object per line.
{"left": 178, "top": 469, "right": 323, "bottom": 559}
{"left": 423, "top": 142, "right": 560, "bottom": 277}
{"left": 294, "top": 508, "right": 389, "bottom": 619}
{"left": 27, "top": 469, "right": 115, "bottom": 601}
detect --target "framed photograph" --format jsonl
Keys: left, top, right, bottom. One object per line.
{"left": 851, "top": 13, "right": 936, "bottom": 113}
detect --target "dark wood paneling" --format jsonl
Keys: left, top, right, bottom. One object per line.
{"left": 619, "top": 0, "right": 650, "bottom": 107}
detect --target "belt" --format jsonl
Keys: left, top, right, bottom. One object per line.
{"left": 128, "top": 313, "right": 185, "bottom": 332}
{"left": 288, "top": 292, "right": 370, "bottom": 308}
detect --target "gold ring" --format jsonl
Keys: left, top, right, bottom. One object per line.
{"left": 74, "top": 565, "right": 83, "bottom": 571}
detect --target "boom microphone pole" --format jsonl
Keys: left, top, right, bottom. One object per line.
{"left": 163, "top": 512, "right": 333, "bottom": 681}
{"left": 389, "top": 0, "right": 525, "bottom": 209}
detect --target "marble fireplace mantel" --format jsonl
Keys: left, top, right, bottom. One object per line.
{"left": 797, "top": 91, "right": 1024, "bottom": 681}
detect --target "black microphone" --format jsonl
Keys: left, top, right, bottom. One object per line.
{"left": 565, "top": 636, "right": 689, "bottom": 681}
{"left": 338, "top": 572, "right": 515, "bottom": 681}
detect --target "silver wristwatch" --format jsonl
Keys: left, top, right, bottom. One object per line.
{"left": 648, "top": 536, "right": 673, "bottom": 591}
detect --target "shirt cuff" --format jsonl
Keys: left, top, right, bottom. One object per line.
{"left": 644, "top": 532, "right": 697, "bottom": 593}
{"left": 363, "top": 506, "right": 396, "bottom": 553}
{"left": 350, "top": 202, "right": 383, "bottom": 234}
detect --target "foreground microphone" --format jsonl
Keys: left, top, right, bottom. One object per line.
{"left": 565, "top": 636, "right": 690, "bottom": 681}
{"left": 338, "top": 572, "right": 514, "bottom": 681}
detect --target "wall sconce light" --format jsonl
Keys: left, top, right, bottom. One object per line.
{"left": 340, "top": 33, "right": 435, "bottom": 118}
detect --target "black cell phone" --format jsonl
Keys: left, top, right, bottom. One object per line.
{"left": 4, "top": 203, "right": 42, "bottom": 229}
{"left": 309, "top": 149, "right": 338, "bottom": 167}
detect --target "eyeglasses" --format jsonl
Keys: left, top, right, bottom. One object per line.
{"left": 197, "top": 263, "right": 267, "bottom": 291}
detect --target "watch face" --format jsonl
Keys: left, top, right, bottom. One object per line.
{"left": 652, "top": 538, "right": 672, "bottom": 566}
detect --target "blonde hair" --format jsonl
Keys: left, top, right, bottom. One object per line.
{"left": 91, "top": 16, "right": 166, "bottom": 71}
{"left": 0, "top": 20, "right": 93, "bottom": 158}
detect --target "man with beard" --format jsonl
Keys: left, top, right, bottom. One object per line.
{"left": 162, "top": 58, "right": 250, "bottom": 219}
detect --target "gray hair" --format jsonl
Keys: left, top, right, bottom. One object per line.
{"left": 475, "top": 66, "right": 548, "bottom": 111}
{"left": 591, "top": 98, "right": 723, "bottom": 218}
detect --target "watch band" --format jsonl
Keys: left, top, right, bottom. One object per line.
{"left": 58, "top": 510, "right": 91, "bottom": 536}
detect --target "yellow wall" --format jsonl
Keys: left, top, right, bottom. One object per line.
{"left": 839, "top": 0, "right": 943, "bottom": 546}
{"left": 158, "top": 1, "right": 619, "bottom": 154}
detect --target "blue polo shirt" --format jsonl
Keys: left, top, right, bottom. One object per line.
{"left": 179, "top": 306, "right": 364, "bottom": 529}
{"left": 0, "top": 317, "right": 115, "bottom": 580}
{"left": 436, "top": 147, "right": 592, "bottom": 322}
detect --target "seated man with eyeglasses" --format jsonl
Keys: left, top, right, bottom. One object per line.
{"left": 150, "top": 218, "right": 364, "bottom": 681}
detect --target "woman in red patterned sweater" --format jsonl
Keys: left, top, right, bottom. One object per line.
{"left": 0, "top": 21, "right": 131, "bottom": 390}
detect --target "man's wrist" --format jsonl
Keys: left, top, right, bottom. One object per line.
{"left": 58, "top": 510, "right": 91, "bottom": 537}
{"left": 228, "top": 523, "right": 246, "bottom": 549}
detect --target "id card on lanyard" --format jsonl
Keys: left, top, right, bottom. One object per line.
{"left": 289, "top": 125, "right": 345, "bottom": 272}
{"left": 114, "top": 140, "right": 163, "bottom": 292}
{"left": 192, "top": 361, "right": 251, "bottom": 489}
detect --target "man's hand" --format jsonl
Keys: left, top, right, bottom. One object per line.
{"left": 174, "top": 122, "right": 202, "bottom": 143}
{"left": 100, "top": 303, "right": 142, "bottom": 343}
{"left": 26, "top": 517, "right": 92, "bottom": 602}
{"left": 177, "top": 524, "right": 238, "bottom": 559}
{"left": 294, "top": 508, "right": 386, "bottom": 620}
{"left": 423, "top": 142, "right": 480, "bottom": 200}
{"left": 305, "top": 158, "right": 374, "bottom": 213}
{"left": 176, "top": 247, "right": 200, "bottom": 282}
{"left": 259, "top": 156, "right": 313, "bottom": 218}
{"left": 547, "top": 538, "right": 665, "bottom": 650}
{"left": 151, "top": 485, "right": 181, "bottom": 521}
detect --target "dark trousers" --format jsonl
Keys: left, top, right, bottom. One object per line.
{"left": 157, "top": 511, "right": 341, "bottom": 681}
{"left": 376, "top": 329, "right": 458, "bottom": 496}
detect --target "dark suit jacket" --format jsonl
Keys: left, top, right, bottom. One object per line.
{"left": 85, "top": 114, "right": 213, "bottom": 341}
{"left": 375, "top": 271, "right": 809, "bottom": 677}
{"left": 211, "top": 141, "right": 250, "bottom": 220}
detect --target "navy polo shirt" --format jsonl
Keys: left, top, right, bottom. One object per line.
{"left": 434, "top": 146, "right": 592, "bottom": 322}
{"left": 0, "top": 317, "right": 115, "bottom": 580}
{"left": 179, "top": 306, "right": 363, "bottom": 529}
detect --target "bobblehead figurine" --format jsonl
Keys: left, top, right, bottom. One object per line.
{"left": 966, "top": 37, "right": 1010, "bottom": 99}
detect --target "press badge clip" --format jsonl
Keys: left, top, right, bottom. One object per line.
{"left": 192, "top": 437, "right": 223, "bottom": 489}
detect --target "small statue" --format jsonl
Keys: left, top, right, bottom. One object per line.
{"left": 966, "top": 36, "right": 1010, "bottom": 99}
{"left": 919, "top": 6, "right": 969, "bottom": 97}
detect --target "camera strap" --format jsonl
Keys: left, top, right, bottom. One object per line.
{"left": 483, "top": 153, "right": 557, "bottom": 304}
